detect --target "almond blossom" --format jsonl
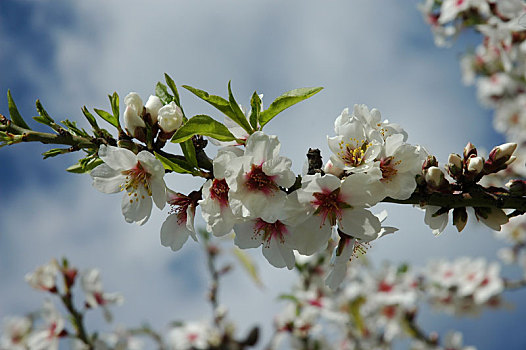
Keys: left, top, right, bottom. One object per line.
{"left": 160, "top": 190, "right": 199, "bottom": 252}
{"left": 223, "top": 131, "right": 296, "bottom": 222}
{"left": 81, "top": 269, "right": 124, "bottom": 322}
{"left": 90, "top": 145, "right": 166, "bottom": 225}
{"left": 26, "top": 301, "right": 65, "bottom": 350}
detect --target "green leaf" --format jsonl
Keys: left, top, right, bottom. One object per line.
{"left": 109, "top": 92, "right": 120, "bottom": 127}
{"left": 35, "top": 99, "right": 55, "bottom": 124}
{"left": 164, "top": 73, "right": 181, "bottom": 107}
{"left": 94, "top": 108, "right": 119, "bottom": 128}
{"left": 249, "top": 91, "right": 261, "bottom": 130}
{"left": 180, "top": 139, "right": 198, "bottom": 168}
{"left": 81, "top": 106, "right": 100, "bottom": 131}
{"left": 155, "top": 82, "right": 173, "bottom": 105}
{"left": 66, "top": 158, "right": 103, "bottom": 174}
{"left": 182, "top": 85, "right": 237, "bottom": 120}
{"left": 259, "top": 87, "right": 323, "bottom": 127}
{"left": 232, "top": 247, "right": 263, "bottom": 288}
{"left": 171, "top": 115, "right": 236, "bottom": 143}
{"left": 42, "top": 148, "right": 71, "bottom": 159}
{"left": 228, "top": 81, "right": 253, "bottom": 134}
{"left": 154, "top": 152, "right": 196, "bottom": 174}
{"left": 61, "top": 119, "right": 89, "bottom": 137}
{"left": 7, "top": 90, "right": 30, "bottom": 129}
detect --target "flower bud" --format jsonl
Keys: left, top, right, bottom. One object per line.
{"left": 447, "top": 153, "right": 463, "bottom": 178}
{"left": 145, "top": 95, "right": 163, "bottom": 124}
{"left": 124, "top": 92, "right": 143, "bottom": 114}
{"left": 492, "top": 142, "right": 517, "bottom": 161}
{"left": 474, "top": 207, "right": 509, "bottom": 231}
{"left": 463, "top": 142, "right": 477, "bottom": 160}
{"left": 425, "top": 166, "right": 445, "bottom": 188}
{"left": 158, "top": 102, "right": 184, "bottom": 133}
{"left": 453, "top": 207, "right": 468, "bottom": 232}
{"left": 324, "top": 160, "right": 344, "bottom": 177}
{"left": 467, "top": 156, "right": 483, "bottom": 174}
{"left": 422, "top": 155, "right": 438, "bottom": 171}
{"left": 123, "top": 105, "right": 146, "bottom": 136}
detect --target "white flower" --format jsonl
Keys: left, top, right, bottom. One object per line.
{"left": 166, "top": 322, "right": 215, "bottom": 350}
{"left": 328, "top": 115, "right": 382, "bottom": 173}
{"left": 123, "top": 92, "right": 146, "bottom": 136}
{"left": 199, "top": 147, "right": 244, "bottom": 237}
{"left": 158, "top": 102, "right": 183, "bottom": 133}
{"left": 350, "top": 104, "right": 408, "bottom": 142}
{"left": 377, "top": 134, "right": 422, "bottom": 200}
{"left": 1, "top": 316, "right": 31, "bottom": 350}
{"left": 90, "top": 145, "right": 166, "bottom": 225}
{"left": 224, "top": 131, "right": 296, "bottom": 222}
{"left": 144, "top": 95, "right": 163, "bottom": 124}
{"left": 233, "top": 193, "right": 306, "bottom": 269}
{"left": 81, "top": 269, "right": 124, "bottom": 322}
{"left": 325, "top": 236, "right": 356, "bottom": 289}
{"left": 25, "top": 259, "right": 59, "bottom": 292}
{"left": 27, "top": 301, "right": 65, "bottom": 350}
{"left": 160, "top": 190, "right": 198, "bottom": 252}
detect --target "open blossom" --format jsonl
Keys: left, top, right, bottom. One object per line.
{"left": 91, "top": 145, "right": 166, "bottom": 225}
{"left": 166, "top": 322, "right": 218, "bottom": 350}
{"left": 1, "top": 316, "right": 31, "bottom": 350}
{"left": 25, "top": 259, "right": 59, "bottom": 292}
{"left": 377, "top": 134, "right": 423, "bottom": 200}
{"left": 27, "top": 301, "right": 65, "bottom": 350}
{"left": 81, "top": 269, "right": 124, "bottom": 322}
{"left": 160, "top": 190, "right": 198, "bottom": 252}
{"left": 199, "top": 146, "right": 243, "bottom": 237}
{"left": 233, "top": 193, "right": 307, "bottom": 269}
{"left": 328, "top": 113, "right": 382, "bottom": 173}
{"left": 224, "top": 131, "right": 296, "bottom": 222}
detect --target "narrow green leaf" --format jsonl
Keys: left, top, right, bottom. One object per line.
{"left": 249, "top": 91, "right": 261, "bottom": 130}
{"left": 228, "top": 81, "right": 253, "bottom": 134}
{"left": 81, "top": 106, "right": 100, "bottom": 131}
{"left": 182, "top": 85, "right": 237, "bottom": 120}
{"left": 109, "top": 92, "right": 120, "bottom": 127}
{"left": 66, "top": 158, "right": 103, "bottom": 174}
{"left": 180, "top": 139, "right": 198, "bottom": 168}
{"left": 61, "top": 119, "right": 89, "bottom": 137}
{"left": 164, "top": 73, "right": 181, "bottom": 107}
{"left": 42, "top": 148, "right": 70, "bottom": 159}
{"left": 171, "top": 115, "right": 236, "bottom": 143}
{"left": 259, "top": 87, "right": 323, "bottom": 127}
{"left": 32, "top": 116, "right": 52, "bottom": 126}
{"left": 155, "top": 152, "right": 195, "bottom": 174}
{"left": 155, "top": 82, "right": 173, "bottom": 105}
{"left": 94, "top": 108, "right": 119, "bottom": 128}
{"left": 7, "top": 90, "right": 30, "bottom": 129}
{"left": 35, "top": 99, "right": 55, "bottom": 124}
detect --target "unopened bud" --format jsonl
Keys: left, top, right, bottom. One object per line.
{"left": 158, "top": 102, "right": 184, "bottom": 133}
{"left": 467, "top": 156, "right": 484, "bottom": 174}
{"left": 422, "top": 155, "right": 438, "bottom": 170}
{"left": 492, "top": 142, "right": 517, "bottom": 161}
{"left": 144, "top": 95, "right": 163, "bottom": 124}
{"left": 463, "top": 142, "right": 477, "bottom": 160}
{"left": 123, "top": 106, "right": 146, "bottom": 138}
{"left": 425, "top": 166, "right": 445, "bottom": 188}
{"left": 324, "top": 160, "right": 344, "bottom": 177}
{"left": 505, "top": 155, "right": 517, "bottom": 166}
{"left": 124, "top": 92, "right": 143, "bottom": 114}
{"left": 447, "top": 153, "right": 463, "bottom": 178}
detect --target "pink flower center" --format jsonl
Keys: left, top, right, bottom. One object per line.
{"left": 121, "top": 161, "right": 152, "bottom": 196}
{"left": 187, "top": 333, "right": 199, "bottom": 343}
{"left": 378, "top": 280, "right": 394, "bottom": 293}
{"left": 379, "top": 156, "right": 400, "bottom": 182}
{"left": 168, "top": 194, "right": 193, "bottom": 225}
{"left": 456, "top": 0, "right": 464, "bottom": 6}
{"left": 244, "top": 164, "right": 279, "bottom": 195}
{"left": 311, "top": 188, "right": 351, "bottom": 226}
{"left": 253, "top": 219, "right": 288, "bottom": 247}
{"left": 210, "top": 179, "right": 230, "bottom": 208}
{"left": 382, "top": 305, "right": 397, "bottom": 319}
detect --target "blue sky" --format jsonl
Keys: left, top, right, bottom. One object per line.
{"left": 0, "top": 0, "right": 523, "bottom": 349}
